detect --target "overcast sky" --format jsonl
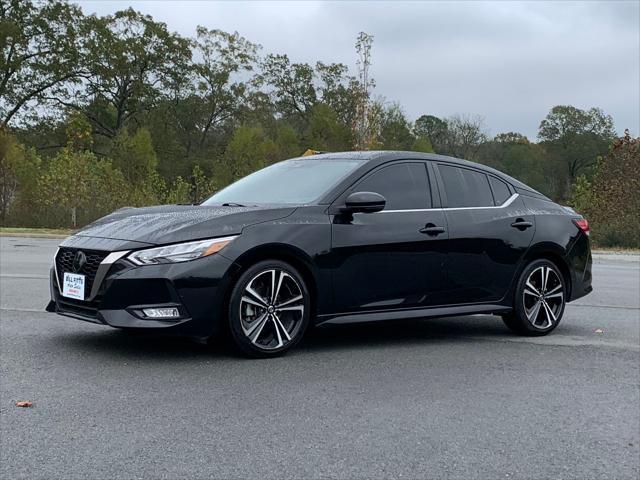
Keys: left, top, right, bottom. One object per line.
{"left": 77, "top": 0, "right": 639, "bottom": 140}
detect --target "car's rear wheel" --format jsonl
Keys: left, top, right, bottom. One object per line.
{"left": 228, "top": 260, "right": 311, "bottom": 357}
{"left": 501, "top": 259, "right": 566, "bottom": 336}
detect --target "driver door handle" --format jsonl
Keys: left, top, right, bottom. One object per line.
{"left": 420, "top": 224, "right": 446, "bottom": 235}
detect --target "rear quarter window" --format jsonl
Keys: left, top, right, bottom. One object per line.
{"left": 489, "top": 176, "right": 511, "bottom": 205}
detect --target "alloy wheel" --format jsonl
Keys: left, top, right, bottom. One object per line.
{"left": 239, "top": 268, "right": 305, "bottom": 350}
{"left": 522, "top": 265, "right": 564, "bottom": 329}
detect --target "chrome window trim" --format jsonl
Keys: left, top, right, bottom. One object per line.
{"left": 442, "top": 192, "right": 519, "bottom": 210}
{"left": 377, "top": 193, "right": 519, "bottom": 214}
{"left": 54, "top": 249, "right": 130, "bottom": 301}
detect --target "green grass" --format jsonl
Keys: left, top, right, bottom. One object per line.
{"left": 0, "top": 227, "right": 73, "bottom": 237}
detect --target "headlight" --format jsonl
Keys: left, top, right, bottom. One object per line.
{"left": 128, "top": 236, "right": 238, "bottom": 265}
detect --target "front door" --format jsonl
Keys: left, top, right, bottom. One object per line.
{"left": 330, "top": 162, "right": 449, "bottom": 313}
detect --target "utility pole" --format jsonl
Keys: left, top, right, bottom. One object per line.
{"left": 355, "top": 32, "right": 374, "bottom": 149}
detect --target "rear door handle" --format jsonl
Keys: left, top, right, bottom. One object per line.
{"left": 420, "top": 224, "right": 446, "bottom": 235}
{"left": 511, "top": 219, "right": 533, "bottom": 230}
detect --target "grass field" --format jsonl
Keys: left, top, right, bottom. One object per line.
{"left": 0, "top": 227, "right": 73, "bottom": 237}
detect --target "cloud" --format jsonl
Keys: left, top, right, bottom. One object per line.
{"left": 77, "top": 0, "right": 639, "bottom": 139}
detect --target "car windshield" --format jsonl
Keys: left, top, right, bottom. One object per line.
{"left": 202, "top": 158, "right": 364, "bottom": 206}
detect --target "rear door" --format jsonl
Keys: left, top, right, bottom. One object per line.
{"left": 435, "top": 163, "right": 535, "bottom": 305}
{"left": 330, "top": 161, "right": 449, "bottom": 313}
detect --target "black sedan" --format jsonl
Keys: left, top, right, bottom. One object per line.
{"left": 46, "top": 151, "right": 593, "bottom": 357}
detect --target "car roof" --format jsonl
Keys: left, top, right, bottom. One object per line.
{"left": 296, "top": 150, "right": 545, "bottom": 197}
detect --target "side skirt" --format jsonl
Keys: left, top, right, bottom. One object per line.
{"left": 316, "top": 304, "right": 512, "bottom": 326}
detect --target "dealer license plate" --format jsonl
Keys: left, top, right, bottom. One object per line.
{"left": 62, "top": 272, "right": 85, "bottom": 300}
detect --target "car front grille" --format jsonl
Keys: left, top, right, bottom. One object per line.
{"left": 55, "top": 248, "right": 110, "bottom": 300}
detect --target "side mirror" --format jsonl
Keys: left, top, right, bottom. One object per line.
{"left": 343, "top": 191, "right": 386, "bottom": 214}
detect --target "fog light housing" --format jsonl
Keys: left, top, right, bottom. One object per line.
{"left": 142, "top": 307, "right": 181, "bottom": 319}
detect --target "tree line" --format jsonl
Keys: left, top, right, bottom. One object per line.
{"left": 0, "top": 0, "right": 637, "bottom": 247}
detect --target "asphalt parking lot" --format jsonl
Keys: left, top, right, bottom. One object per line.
{"left": 1, "top": 236, "right": 638, "bottom": 479}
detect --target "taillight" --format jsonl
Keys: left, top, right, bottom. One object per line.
{"left": 573, "top": 219, "right": 590, "bottom": 236}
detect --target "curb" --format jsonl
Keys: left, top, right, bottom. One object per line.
{"left": 592, "top": 251, "right": 639, "bottom": 263}
{"left": 592, "top": 249, "right": 639, "bottom": 256}
{"left": 0, "top": 233, "right": 68, "bottom": 239}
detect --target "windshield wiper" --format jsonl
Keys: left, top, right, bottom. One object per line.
{"left": 221, "top": 202, "right": 246, "bottom": 207}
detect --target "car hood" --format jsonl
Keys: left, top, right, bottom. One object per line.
{"left": 71, "top": 204, "right": 297, "bottom": 246}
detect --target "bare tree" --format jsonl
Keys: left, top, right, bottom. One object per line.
{"left": 442, "top": 114, "right": 490, "bottom": 160}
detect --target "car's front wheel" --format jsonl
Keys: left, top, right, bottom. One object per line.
{"left": 228, "top": 260, "right": 311, "bottom": 357}
{"left": 502, "top": 258, "right": 566, "bottom": 336}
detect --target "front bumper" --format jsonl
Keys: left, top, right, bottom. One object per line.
{"left": 47, "top": 248, "right": 237, "bottom": 339}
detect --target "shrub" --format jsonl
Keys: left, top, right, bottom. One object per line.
{"left": 572, "top": 131, "right": 639, "bottom": 248}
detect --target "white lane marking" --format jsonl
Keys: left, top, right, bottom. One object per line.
{"left": 469, "top": 334, "right": 640, "bottom": 352}
{"left": 0, "top": 307, "right": 45, "bottom": 313}
{"left": 0, "top": 274, "right": 49, "bottom": 279}
{"left": 570, "top": 303, "right": 639, "bottom": 310}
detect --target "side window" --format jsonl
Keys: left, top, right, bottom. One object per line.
{"left": 438, "top": 164, "right": 494, "bottom": 208}
{"left": 489, "top": 176, "right": 511, "bottom": 205}
{"left": 356, "top": 163, "right": 431, "bottom": 210}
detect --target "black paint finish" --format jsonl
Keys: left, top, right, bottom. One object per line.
{"left": 441, "top": 196, "right": 536, "bottom": 305}
{"left": 47, "top": 151, "right": 593, "bottom": 340}
{"left": 330, "top": 208, "right": 449, "bottom": 311}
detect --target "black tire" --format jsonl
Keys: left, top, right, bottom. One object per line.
{"left": 228, "top": 260, "right": 311, "bottom": 358}
{"left": 501, "top": 258, "right": 566, "bottom": 336}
